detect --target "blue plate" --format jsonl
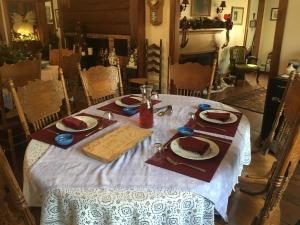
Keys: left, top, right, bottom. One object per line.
{"left": 177, "top": 127, "right": 194, "bottom": 136}
{"left": 198, "top": 103, "right": 211, "bottom": 111}
{"left": 55, "top": 133, "right": 74, "bottom": 146}
{"left": 122, "top": 107, "right": 138, "bottom": 116}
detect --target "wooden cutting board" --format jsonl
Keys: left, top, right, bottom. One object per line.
{"left": 82, "top": 125, "right": 152, "bottom": 163}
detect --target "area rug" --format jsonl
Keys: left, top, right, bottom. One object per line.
{"left": 221, "top": 88, "right": 266, "bottom": 114}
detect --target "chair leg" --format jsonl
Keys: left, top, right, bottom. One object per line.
{"left": 7, "top": 128, "right": 18, "bottom": 173}
{"left": 256, "top": 70, "right": 260, "bottom": 84}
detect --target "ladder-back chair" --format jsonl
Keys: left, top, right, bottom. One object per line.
{"left": 217, "top": 75, "right": 300, "bottom": 225}
{"left": 9, "top": 70, "right": 71, "bottom": 140}
{"left": 0, "top": 59, "right": 41, "bottom": 171}
{"left": 0, "top": 146, "right": 36, "bottom": 225}
{"left": 128, "top": 39, "right": 162, "bottom": 93}
{"left": 80, "top": 64, "right": 124, "bottom": 106}
{"left": 168, "top": 60, "right": 217, "bottom": 99}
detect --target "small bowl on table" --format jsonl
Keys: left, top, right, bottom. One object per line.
{"left": 122, "top": 107, "right": 138, "bottom": 116}
{"left": 55, "top": 133, "right": 74, "bottom": 146}
{"left": 198, "top": 103, "right": 211, "bottom": 111}
{"left": 177, "top": 127, "right": 194, "bottom": 136}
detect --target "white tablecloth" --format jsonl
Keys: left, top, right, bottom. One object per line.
{"left": 23, "top": 94, "right": 251, "bottom": 225}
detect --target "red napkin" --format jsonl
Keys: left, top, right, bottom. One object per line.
{"left": 178, "top": 137, "right": 209, "bottom": 155}
{"left": 62, "top": 117, "right": 87, "bottom": 130}
{"left": 121, "top": 96, "right": 141, "bottom": 105}
{"left": 205, "top": 112, "right": 230, "bottom": 122}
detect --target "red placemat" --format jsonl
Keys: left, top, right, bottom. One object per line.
{"left": 30, "top": 113, "right": 117, "bottom": 149}
{"left": 185, "top": 109, "right": 243, "bottom": 137}
{"left": 146, "top": 133, "right": 232, "bottom": 182}
{"left": 97, "top": 96, "right": 161, "bottom": 117}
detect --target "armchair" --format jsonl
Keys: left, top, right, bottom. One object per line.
{"left": 229, "top": 46, "right": 260, "bottom": 84}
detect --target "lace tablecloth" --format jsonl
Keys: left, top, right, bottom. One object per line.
{"left": 23, "top": 94, "right": 251, "bottom": 225}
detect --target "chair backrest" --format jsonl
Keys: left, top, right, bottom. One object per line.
{"left": 0, "top": 146, "right": 36, "bottom": 225}
{"left": 80, "top": 65, "right": 123, "bottom": 106}
{"left": 145, "top": 39, "right": 162, "bottom": 92}
{"left": 0, "top": 59, "right": 41, "bottom": 89}
{"left": 168, "top": 60, "right": 217, "bottom": 99}
{"left": 230, "top": 46, "right": 247, "bottom": 65}
{"left": 255, "top": 75, "right": 300, "bottom": 224}
{"left": 9, "top": 69, "right": 71, "bottom": 139}
{"left": 49, "top": 49, "right": 74, "bottom": 66}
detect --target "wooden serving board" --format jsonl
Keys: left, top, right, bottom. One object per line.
{"left": 82, "top": 125, "right": 152, "bottom": 163}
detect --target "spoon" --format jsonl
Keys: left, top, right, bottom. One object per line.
{"left": 157, "top": 105, "right": 173, "bottom": 116}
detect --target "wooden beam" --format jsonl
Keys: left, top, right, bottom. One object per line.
{"left": 243, "top": 0, "right": 251, "bottom": 48}
{"left": 269, "top": 0, "right": 289, "bottom": 78}
{"left": 253, "top": 0, "right": 265, "bottom": 57}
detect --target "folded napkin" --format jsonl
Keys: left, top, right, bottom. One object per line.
{"left": 205, "top": 112, "right": 230, "bottom": 122}
{"left": 62, "top": 117, "right": 88, "bottom": 130}
{"left": 121, "top": 96, "right": 141, "bottom": 105}
{"left": 179, "top": 137, "right": 209, "bottom": 155}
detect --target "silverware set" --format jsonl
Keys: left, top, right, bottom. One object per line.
{"left": 157, "top": 105, "right": 173, "bottom": 116}
{"left": 189, "top": 112, "right": 227, "bottom": 133}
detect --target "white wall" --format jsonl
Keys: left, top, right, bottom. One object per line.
{"left": 257, "top": 0, "right": 279, "bottom": 67}
{"left": 245, "top": 0, "right": 259, "bottom": 49}
{"left": 279, "top": 0, "right": 300, "bottom": 74}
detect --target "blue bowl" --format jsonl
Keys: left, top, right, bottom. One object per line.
{"left": 177, "top": 127, "right": 194, "bottom": 136}
{"left": 122, "top": 107, "right": 138, "bottom": 116}
{"left": 198, "top": 103, "right": 211, "bottom": 111}
{"left": 55, "top": 133, "right": 74, "bottom": 146}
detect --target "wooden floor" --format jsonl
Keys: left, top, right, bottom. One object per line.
{"left": 6, "top": 73, "right": 300, "bottom": 225}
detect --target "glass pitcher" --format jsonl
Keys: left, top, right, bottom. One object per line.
{"left": 139, "top": 85, "right": 153, "bottom": 128}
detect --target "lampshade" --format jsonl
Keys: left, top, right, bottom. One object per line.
{"left": 220, "top": 1, "right": 226, "bottom": 8}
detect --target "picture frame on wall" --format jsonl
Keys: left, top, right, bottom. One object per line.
{"left": 231, "top": 7, "right": 244, "bottom": 25}
{"left": 270, "top": 8, "right": 278, "bottom": 21}
{"left": 190, "top": 0, "right": 211, "bottom": 17}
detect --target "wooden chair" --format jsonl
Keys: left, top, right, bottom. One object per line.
{"left": 0, "top": 59, "right": 41, "bottom": 171}
{"left": 230, "top": 46, "right": 260, "bottom": 84}
{"left": 217, "top": 74, "right": 300, "bottom": 224}
{"left": 80, "top": 64, "right": 124, "bottom": 106}
{"left": 128, "top": 39, "right": 162, "bottom": 93}
{"left": 49, "top": 48, "right": 74, "bottom": 66}
{"left": 168, "top": 60, "right": 217, "bottom": 99}
{"left": 238, "top": 73, "right": 296, "bottom": 194}
{"left": 9, "top": 70, "right": 71, "bottom": 140}
{"left": 61, "top": 53, "right": 83, "bottom": 111}
{"left": 0, "top": 146, "right": 36, "bottom": 225}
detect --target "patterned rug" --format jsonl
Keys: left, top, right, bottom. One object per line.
{"left": 221, "top": 88, "right": 266, "bottom": 114}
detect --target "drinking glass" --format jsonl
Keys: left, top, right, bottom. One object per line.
{"left": 153, "top": 142, "right": 164, "bottom": 159}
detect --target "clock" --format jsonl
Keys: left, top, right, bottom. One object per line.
{"left": 147, "top": 0, "right": 163, "bottom": 26}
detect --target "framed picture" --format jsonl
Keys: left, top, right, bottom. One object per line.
{"left": 250, "top": 20, "right": 256, "bottom": 28}
{"left": 231, "top": 7, "right": 244, "bottom": 25}
{"left": 270, "top": 8, "right": 278, "bottom": 21}
{"left": 190, "top": 0, "right": 211, "bottom": 17}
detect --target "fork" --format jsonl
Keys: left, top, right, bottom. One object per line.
{"left": 166, "top": 157, "right": 206, "bottom": 173}
{"left": 85, "top": 123, "right": 104, "bottom": 137}
{"left": 196, "top": 122, "right": 227, "bottom": 132}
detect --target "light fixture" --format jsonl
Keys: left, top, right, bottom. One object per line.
{"left": 216, "top": 1, "right": 226, "bottom": 14}
{"left": 180, "top": 0, "right": 189, "bottom": 13}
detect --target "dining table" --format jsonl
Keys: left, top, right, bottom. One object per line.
{"left": 23, "top": 94, "right": 251, "bottom": 225}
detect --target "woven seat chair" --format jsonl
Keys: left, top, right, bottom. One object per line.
{"left": 80, "top": 64, "right": 124, "bottom": 106}
{"left": 168, "top": 59, "right": 217, "bottom": 99}
{"left": 230, "top": 46, "right": 260, "bottom": 84}
{"left": 216, "top": 74, "right": 300, "bottom": 224}
{"left": 9, "top": 69, "right": 71, "bottom": 140}
{"left": 0, "top": 146, "right": 36, "bottom": 225}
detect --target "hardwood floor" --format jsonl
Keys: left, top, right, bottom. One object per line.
{"left": 4, "top": 72, "right": 300, "bottom": 225}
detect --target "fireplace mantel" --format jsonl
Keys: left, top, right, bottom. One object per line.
{"left": 180, "top": 28, "right": 225, "bottom": 34}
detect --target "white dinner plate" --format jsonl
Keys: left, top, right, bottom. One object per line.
{"left": 56, "top": 116, "right": 98, "bottom": 133}
{"left": 199, "top": 109, "right": 238, "bottom": 124}
{"left": 170, "top": 136, "right": 219, "bottom": 160}
{"left": 115, "top": 96, "right": 142, "bottom": 108}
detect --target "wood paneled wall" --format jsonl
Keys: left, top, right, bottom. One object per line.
{"left": 60, "top": 0, "right": 145, "bottom": 73}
